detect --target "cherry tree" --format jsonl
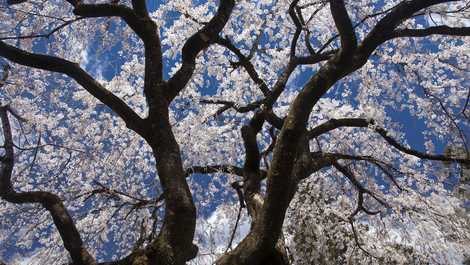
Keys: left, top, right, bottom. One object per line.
{"left": 0, "top": 0, "right": 469, "bottom": 264}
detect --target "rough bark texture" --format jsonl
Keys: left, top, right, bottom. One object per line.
{"left": 1, "top": 0, "right": 470, "bottom": 264}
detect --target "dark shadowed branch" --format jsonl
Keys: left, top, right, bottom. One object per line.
{"left": 185, "top": 164, "right": 245, "bottom": 178}
{"left": 329, "top": 0, "right": 357, "bottom": 54}
{"left": 308, "top": 118, "right": 470, "bottom": 164}
{"left": 0, "top": 41, "right": 145, "bottom": 134}
{"left": 167, "top": 0, "right": 236, "bottom": 100}
{"left": 0, "top": 106, "right": 97, "bottom": 265}
{"left": 391, "top": 25, "right": 470, "bottom": 38}
{"left": 214, "top": 36, "right": 271, "bottom": 96}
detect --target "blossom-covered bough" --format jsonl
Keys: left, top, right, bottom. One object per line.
{"left": 0, "top": 0, "right": 469, "bottom": 264}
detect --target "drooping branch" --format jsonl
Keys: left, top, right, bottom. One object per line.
{"left": 347, "top": 192, "right": 378, "bottom": 258}
{"left": 79, "top": 180, "right": 159, "bottom": 207}
{"left": 219, "top": 2, "right": 467, "bottom": 264}
{"left": 315, "top": 152, "right": 403, "bottom": 191}
{"left": 3, "top": 0, "right": 469, "bottom": 264}
{"left": 376, "top": 126, "right": 470, "bottom": 164}
{"left": 36, "top": 0, "right": 155, "bottom": 44}
{"left": 308, "top": 118, "right": 470, "bottom": 164}
{"left": 0, "top": 41, "right": 145, "bottom": 134}
{"left": 225, "top": 181, "right": 245, "bottom": 252}
{"left": 72, "top": 4, "right": 148, "bottom": 40}
{"left": 333, "top": 161, "right": 388, "bottom": 209}
{"left": 0, "top": 106, "right": 96, "bottom": 265}
{"left": 333, "top": 161, "right": 389, "bottom": 257}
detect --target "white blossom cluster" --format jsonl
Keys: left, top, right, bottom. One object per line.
{"left": 0, "top": 0, "right": 469, "bottom": 264}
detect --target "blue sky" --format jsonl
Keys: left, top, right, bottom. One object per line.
{"left": 1, "top": 0, "right": 470, "bottom": 263}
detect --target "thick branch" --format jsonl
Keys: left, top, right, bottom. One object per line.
{"left": 376, "top": 126, "right": 470, "bottom": 164}
{"left": 7, "top": 0, "right": 76, "bottom": 5}
{"left": 391, "top": 25, "right": 470, "bottom": 38}
{"left": 241, "top": 112, "right": 265, "bottom": 220}
{"left": 0, "top": 107, "right": 96, "bottom": 265}
{"left": 308, "top": 118, "right": 369, "bottom": 138}
{"left": 219, "top": 2, "right": 465, "bottom": 262}
{"left": 131, "top": 0, "right": 149, "bottom": 18}
{"left": 0, "top": 64, "right": 9, "bottom": 87}
{"left": 167, "top": 0, "right": 235, "bottom": 100}
{"left": 358, "top": 0, "right": 461, "bottom": 58}
{"left": 73, "top": 4, "right": 145, "bottom": 39}
{"left": 0, "top": 41, "right": 145, "bottom": 134}
{"left": 315, "top": 152, "right": 403, "bottom": 190}
{"left": 293, "top": 49, "right": 336, "bottom": 65}
{"left": 329, "top": 0, "right": 357, "bottom": 54}
{"left": 288, "top": 0, "right": 301, "bottom": 58}
{"left": 73, "top": 2, "right": 164, "bottom": 92}
{"left": 308, "top": 118, "right": 470, "bottom": 164}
